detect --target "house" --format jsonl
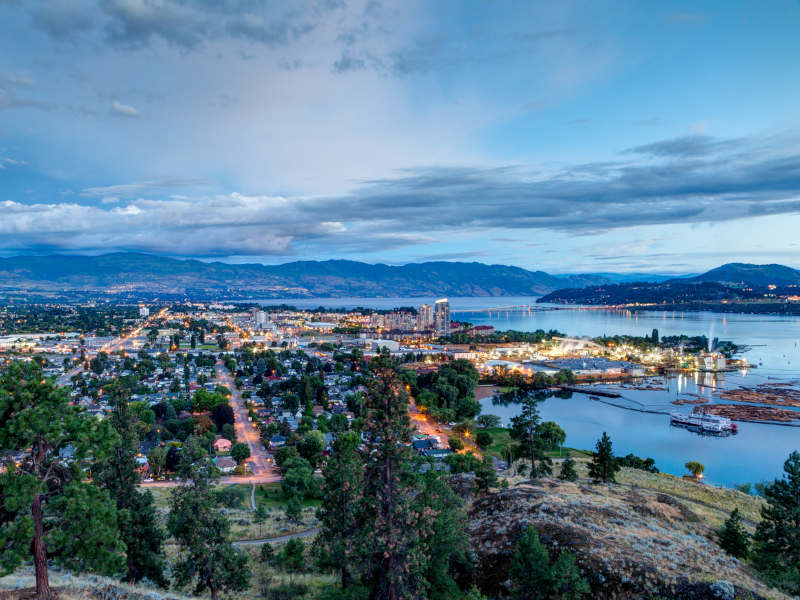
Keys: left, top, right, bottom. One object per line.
{"left": 213, "top": 437, "right": 232, "bottom": 453}
{"left": 412, "top": 438, "right": 435, "bottom": 453}
{"left": 215, "top": 456, "right": 237, "bottom": 474}
{"left": 268, "top": 435, "right": 287, "bottom": 450}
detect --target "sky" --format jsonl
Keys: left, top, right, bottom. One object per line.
{"left": 1, "top": 0, "right": 800, "bottom": 274}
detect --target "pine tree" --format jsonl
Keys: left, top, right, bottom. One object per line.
{"left": 550, "top": 551, "right": 590, "bottom": 599}
{"left": 413, "top": 468, "right": 470, "bottom": 600}
{"left": 474, "top": 455, "right": 498, "bottom": 492}
{"left": 718, "top": 508, "right": 749, "bottom": 559}
{"left": 510, "top": 394, "right": 545, "bottom": 478}
{"left": 509, "top": 526, "right": 552, "bottom": 599}
{"left": 0, "top": 362, "right": 125, "bottom": 599}
{"left": 752, "top": 450, "right": 800, "bottom": 594}
{"left": 95, "top": 382, "right": 167, "bottom": 586}
{"left": 588, "top": 432, "right": 620, "bottom": 483}
{"left": 286, "top": 495, "right": 302, "bottom": 525}
{"left": 316, "top": 432, "right": 363, "bottom": 589}
{"left": 559, "top": 456, "right": 579, "bottom": 482}
{"left": 358, "top": 355, "right": 425, "bottom": 600}
{"left": 167, "top": 436, "right": 250, "bottom": 600}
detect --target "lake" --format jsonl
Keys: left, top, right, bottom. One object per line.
{"left": 256, "top": 296, "right": 800, "bottom": 486}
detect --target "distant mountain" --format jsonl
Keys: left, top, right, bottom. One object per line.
{"left": 679, "top": 263, "right": 800, "bottom": 287}
{"left": 538, "top": 262, "right": 800, "bottom": 312}
{"left": 0, "top": 252, "right": 649, "bottom": 301}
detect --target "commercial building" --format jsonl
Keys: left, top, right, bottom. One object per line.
{"left": 434, "top": 298, "right": 450, "bottom": 338}
{"left": 417, "top": 304, "right": 433, "bottom": 330}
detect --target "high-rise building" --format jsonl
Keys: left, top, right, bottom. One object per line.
{"left": 417, "top": 303, "right": 433, "bottom": 330}
{"left": 255, "top": 310, "right": 267, "bottom": 328}
{"left": 139, "top": 306, "right": 150, "bottom": 318}
{"left": 434, "top": 298, "right": 450, "bottom": 338}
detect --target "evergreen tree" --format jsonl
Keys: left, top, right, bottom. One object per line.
{"left": 0, "top": 362, "right": 125, "bottom": 599}
{"left": 510, "top": 394, "right": 552, "bottom": 477}
{"left": 260, "top": 541, "right": 275, "bottom": 566}
{"left": 752, "top": 450, "right": 800, "bottom": 594}
{"left": 474, "top": 455, "right": 498, "bottom": 493}
{"left": 358, "top": 355, "right": 425, "bottom": 600}
{"left": 316, "top": 431, "right": 363, "bottom": 589}
{"left": 718, "top": 508, "right": 749, "bottom": 559}
{"left": 509, "top": 526, "right": 552, "bottom": 599}
{"left": 279, "top": 538, "right": 306, "bottom": 573}
{"left": 413, "top": 468, "right": 470, "bottom": 600}
{"left": 286, "top": 495, "right": 302, "bottom": 525}
{"left": 588, "top": 432, "right": 620, "bottom": 483}
{"left": 550, "top": 551, "right": 589, "bottom": 599}
{"left": 559, "top": 456, "right": 579, "bottom": 482}
{"left": 167, "top": 436, "right": 249, "bottom": 600}
{"left": 95, "top": 382, "right": 167, "bottom": 586}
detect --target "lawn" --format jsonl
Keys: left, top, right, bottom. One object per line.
{"left": 481, "top": 426, "right": 592, "bottom": 460}
{"left": 144, "top": 483, "right": 320, "bottom": 542}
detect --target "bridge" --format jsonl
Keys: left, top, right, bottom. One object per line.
{"left": 450, "top": 304, "right": 551, "bottom": 314}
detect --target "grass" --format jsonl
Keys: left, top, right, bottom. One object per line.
{"left": 481, "top": 426, "right": 592, "bottom": 460}
{"left": 145, "top": 484, "right": 319, "bottom": 542}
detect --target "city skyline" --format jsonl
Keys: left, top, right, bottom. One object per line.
{"left": 2, "top": 1, "right": 800, "bottom": 273}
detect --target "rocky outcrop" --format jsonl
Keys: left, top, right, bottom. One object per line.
{"left": 467, "top": 479, "right": 785, "bottom": 599}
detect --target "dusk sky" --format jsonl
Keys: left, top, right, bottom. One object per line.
{"left": 2, "top": 0, "right": 800, "bottom": 273}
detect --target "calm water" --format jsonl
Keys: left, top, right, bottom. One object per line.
{"left": 257, "top": 296, "right": 800, "bottom": 486}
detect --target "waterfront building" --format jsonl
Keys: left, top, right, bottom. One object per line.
{"left": 434, "top": 298, "right": 450, "bottom": 338}
{"left": 418, "top": 303, "right": 433, "bottom": 330}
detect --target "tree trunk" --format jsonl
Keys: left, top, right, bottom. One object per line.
{"left": 529, "top": 428, "right": 536, "bottom": 478}
{"left": 32, "top": 493, "right": 52, "bottom": 600}
{"left": 209, "top": 584, "right": 218, "bottom": 600}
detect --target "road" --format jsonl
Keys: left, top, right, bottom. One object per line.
{"left": 216, "top": 360, "right": 280, "bottom": 484}
{"left": 56, "top": 307, "right": 170, "bottom": 385}
{"left": 407, "top": 394, "right": 481, "bottom": 455}
{"left": 233, "top": 527, "right": 321, "bottom": 546}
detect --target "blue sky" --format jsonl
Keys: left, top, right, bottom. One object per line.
{"left": 1, "top": 0, "right": 800, "bottom": 273}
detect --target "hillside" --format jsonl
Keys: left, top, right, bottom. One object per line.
{"left": 538, "top": 263, "right": 800, "bottom": 310}
{"left": 0, "top": 253, "right": 629, "bottom": 301}
{"left": 681, "top": 263, "right": 800, "bottom": 287}
{"left": 468, "top": 458, "right": 786, "bottom": 600}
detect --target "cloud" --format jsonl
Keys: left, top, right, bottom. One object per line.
{"left": 624, "top": 135, "right": 737, "bottom": 158}
{"left": 4, "top": 133, "right": 800, "bottom": 258}
{"left": 30, "top": 1, "right": 94, "bottom": 40}
{"left": 111, "top": 100, "right": 142, "bottom": 118}
{"left": 81, "top": 177, "right": 211, "bottom": 197}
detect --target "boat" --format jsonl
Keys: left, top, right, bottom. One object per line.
{"left": 670, "top": 410, "right": 738, "bottom": 434}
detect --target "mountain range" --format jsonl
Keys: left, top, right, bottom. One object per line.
{"left": 0, "top": 253, "right": 796, "bottom": 301}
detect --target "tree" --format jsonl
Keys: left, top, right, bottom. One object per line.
{"left": 261, "top": 541, "right": 275, "bottom": 566}
{"left": 0, "top": 362, "right": 126, "bottom": 599}
{"left": 448, "top": 437, "right": 464, "bottom": 452}
{"left": 279, "top": 538, "right": 306, "bottom": 573}
{"left": 231, "top": 442, "right": 251, "bottom": 465}
{"left": 167, "top": 439, "right": 250, "bottom": 600}
{"left": 475, "top": 430, "right": 493, "bottom": 450}
{"left": 752, "top": 451, "right": 800, "bottom": 594}
{"left": 413, "top": 468, "right": 470, "bottom": 600}
{"left": 95, "top": 383, "right": 167, "bottom": 586}
{"left": 559, "top": 457, "right": 579, "bottom": 482}
{"left": 651, "top": 328, "right": 659, "bottom": 344}
{"left": 474, "top": 455, "right": 498, "bottom": 492}
{"left": 298, "top": 429, "right": 325, "bottom": 466}
{"left": 281, "top": 456, "right": 314, "bottom": 499}
{"left": 685, "top": 460, "right": 705, "bottom": 478}
{"left": 316, "top": 432, "right": 363, "bottom": 589}
{"left": 357, "top": 356, "right": 424, "bottom": 600}
{"left": 719, "top": 508, "right": 749, "bottom": 559}
{"left": 550, "top": 551, "right": 590, "bottom": 600}
{"left": 475, "top": 414, "right": 501, "bottom": 429}
{"left": 148, "top": 446, "right": 167, "bottom": 479}
{"left": 509, "top": 526, "right": 552, "bottom": 599}
{"left": 510, "top": 394, "right": 552, "bottom": 478}
{"left": 537, "top": 421, "right": 566, "bottom": 450}
{"left": 286, "top": 495, "right": 302, "bottom": 525}
{"left": 588, "top": 432, "right": 619, "bottom": 483}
